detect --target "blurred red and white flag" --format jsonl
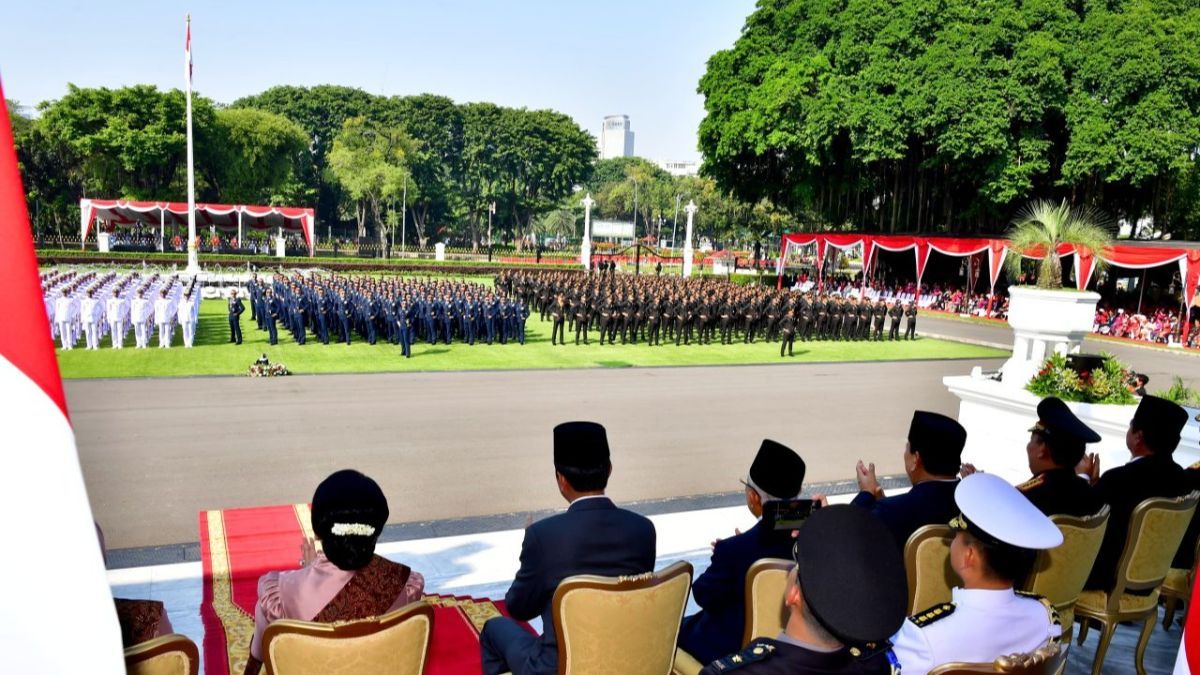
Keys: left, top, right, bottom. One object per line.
{"left": 0, "top": 77, "right": 124, "bottom": 671}
{"left": 1175, "top": 572, "right": 1200, "bottom": 674}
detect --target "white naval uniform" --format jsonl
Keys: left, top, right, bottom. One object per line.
{"left": 178, "top": 297, "right": 197, "bottom": 347}
{"left": 55, "top": 295, "right": 78, "bottom": 350}
{"left": 891, "top": 588, "right": 1060, "bottom": 674}
{"left": 106, "top": 296, "right": 128, "bottom": 348}
{"left": 81, "top": 297, "right": 103, "bottom": 349}
{"left": 45, "top": 296, "right": 57, "bottom": 339}
{"left": 154, "top": 296, "right": 175, "bottom": 348}
{"left": 131, "top": 297, "right": 153, "bottom": 348}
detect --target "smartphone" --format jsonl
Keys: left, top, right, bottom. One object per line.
{"left": 763, "top": 498, "right": 821, "bottom": 531}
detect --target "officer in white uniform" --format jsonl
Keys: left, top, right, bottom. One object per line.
{"left": 106, "top": 290, "right": 128, "bottom": 348}
{"left": 154, "top": 288, "right": 175, "bottom": 348}
{"left": 131, "top": 289, "right": 153, "bottom": 349}
{"left": 55, "top": 290, "right": 78, "bottom": 350}
{"left": 45, "top": 293, "right": 57, "bottom": 340}
{"left": 891, "top": 473, "right": 1063, "bottom": 673}
{"left": 178, "top": 291, "right": 198, "bottom": 348}
{"left": 81, "top": 290, "right": 104, "bottom": 350}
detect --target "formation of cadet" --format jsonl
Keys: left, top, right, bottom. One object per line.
{"left": 496, "top": 270, "right": 919, "bottom": 355}
{"left": 244, "top": 274, "right": 529, "bottom": 356}
{"left": 42, "top": 270, "right": 200, "bottom": 349}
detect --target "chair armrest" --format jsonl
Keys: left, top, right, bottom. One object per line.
{"left": 673, "top": 648, "right": 704, "bottom": 675}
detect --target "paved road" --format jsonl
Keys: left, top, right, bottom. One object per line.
{"left": 71, "top": 317, "right": 1200, "bottom": 549}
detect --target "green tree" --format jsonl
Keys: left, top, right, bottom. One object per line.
{"left": 326, "top": 117, "right": 416, "bottom": 252}
{"left": 206, "top": 108, "right": 312, "bottom": 205}
{"left": 1006, "top": 200, "right": 1113, "bottom": 288}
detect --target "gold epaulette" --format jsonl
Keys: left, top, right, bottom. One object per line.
{"left": 1016, "top": 590, "right": 1062, "bottom": 644}
{"left": 703, "top": 641, "right": 777, "bottom": 672}
{"left": 1017, "top": 474, "right": 1045, "bottom": 492}
{"left": 909, "top": 602, "right": 955, "bottom": 627}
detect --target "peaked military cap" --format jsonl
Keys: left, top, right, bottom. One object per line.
{"left": 1030, "top": 397, "right": 1101, "bottom": 444}
{"left": 747, "top": 439, "right": 805, "bottom": 500}
{"left": 553, "top": 421, "right": 610, "bottom": 471}
{"left": 951, "top": 473, "right": 1062, "bottom": 550}
{"left": 794, "top": 505, "right": 908, "bottom": 645}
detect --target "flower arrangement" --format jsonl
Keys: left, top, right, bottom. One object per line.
{"left": 1026, "top": 352, "right": 1136, "bottom": 405}
{"left": 247, "top": 355, "right": 291, "bottom": 377}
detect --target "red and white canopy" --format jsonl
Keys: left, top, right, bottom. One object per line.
{"left": 80, "top": 198, "right": 316, "bottom": 255}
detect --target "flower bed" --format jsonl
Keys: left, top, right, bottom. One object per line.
{"left": 1026, "top": 352, "right": 1136, "bottom": 405}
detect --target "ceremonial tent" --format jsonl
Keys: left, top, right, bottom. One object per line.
{"left": 79, "top": 198, "right": 316, "bottom": 256}
{"left": 778, "top": 233, "right": 1200, "bottom": 340}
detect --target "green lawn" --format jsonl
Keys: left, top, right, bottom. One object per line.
{"left": 54, "top": 300, "right": 1006, "bottom": 379}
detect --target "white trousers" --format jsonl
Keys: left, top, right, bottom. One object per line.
{"left": 109, "top": 320, "right": 126, "bottom": 348}
{"left": 83, "top": 321, "right": 102, "bottom": 349}
{"left": 57, "top": 321, "right": 75, "bottom": 349}
{"left": 134, "top": 321, "right": 151, "bottom": 348}
{"left": 157, "top": 321, "right": 174, "bottom": 347}
{"left": 181, "top": 320, "right": 196, "bottom": 348}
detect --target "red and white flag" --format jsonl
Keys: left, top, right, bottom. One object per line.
{"left": 185, "top": 16, "right": 193, "bottom": 88}
{"left": 0, "top": 77, "right": 124, "bottom": 671}
{"left": 1175, "top": 573, "right": 1200, "bottom": 674}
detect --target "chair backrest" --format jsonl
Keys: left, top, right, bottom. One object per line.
{"left": 1111, "top": 490, "right": 1200, "bottom": 601}
{"left": 553, "top": 560, "right": 693, "bottom": 675}
{"left": 905, "top": 524, "right": 956, "bottom": 614}
{"left": 262, "top": 601, "right": 433, "bottom": 675}
{"left": 123, "top": 634, "right": 200, "bottom": 675}
{"left": 1022, "top": 506, "right": 1110, "bottom": 628}
{"left": 929, "top": 642, "right": 1067, "bottom": 675}
{"left": 742, "top": 558, "right": 793, "bottom": 646}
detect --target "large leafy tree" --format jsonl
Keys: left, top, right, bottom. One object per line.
{"left": 326, "top": 116, "right": 415, "bottom": 249}
{"left": 205, "top": 108, "right": 312, "bottom": 205}
{"left": 698, "top": 0, "right": 1200, "bottom": 236}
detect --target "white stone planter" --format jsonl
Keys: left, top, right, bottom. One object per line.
{"left": 1000, "top": 287, "right": 1102, "bottom": 389}
{"left": 944, "top": 373, "right": 1200, "bottom": 485}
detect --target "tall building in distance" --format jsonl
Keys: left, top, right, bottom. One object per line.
{"left": 599, "top": 114, "right": 635, "bottom": 159}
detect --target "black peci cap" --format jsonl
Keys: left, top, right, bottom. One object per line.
{"left": 1031, "top": 397, "right": 1101, "bottom": 444}
{"left": 1132, "top": 395, "right": 1189, "bottom": 452}
{"left": 793, "top": 505, "right": 907, "bottom": 645}
{"left": 908, "top": 411, "right": 967, "bottom": 465}
{"left": 553, "top": 421, "right": 610, "bottom": 471}
{"left": 748, "top": 439, "right": 805, "bottom": 500}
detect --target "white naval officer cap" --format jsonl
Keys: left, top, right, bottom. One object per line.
{"left": 951, "top": 473, "right": 1063, "bottom": 550}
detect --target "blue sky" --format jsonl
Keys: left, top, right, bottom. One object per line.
{"left": 0, "top": 0, "right": 756, "bottom": 163}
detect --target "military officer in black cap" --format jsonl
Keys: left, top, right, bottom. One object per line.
{"left": 700, "top": 505, "right": 908, "bottom": 674}
{"left": 480, "top": 422, "right": 657, "bottom": 675}
{"left": 1007, "top": 397, "right": 1104, "bottom": 517}
{"left": 849, "top": 411, "right": 967, "bottom": 548}
{"left": 679, "top": 440, "right": 808, "bottom": 664}
{"left": 1082, "top": 395, "right": 1192, "bottom": 589}
{"left": 891, "top": 474, "right": 1063, "bottom": 673}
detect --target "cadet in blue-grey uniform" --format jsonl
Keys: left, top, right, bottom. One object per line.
{"left": 679, "top": 439, "right": 807, "bottom": 664}
{"left": 850, "top": 411, "right": 967, "bottom": 548}
{"left": 700, "top": 505, "right": 907, "bottom": 675}
{"left": 890, "top": 473, "right": 1063, "bottom": 673}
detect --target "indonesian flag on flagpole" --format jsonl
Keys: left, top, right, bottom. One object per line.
{"left": 1174, "top": 570, "right": 1200, "bottom": 674}
{"left": 185, "top": 15, "right": 192, "bottom": 87}
{"left": 0, "top": 76, "right": 124, "bottom": 671}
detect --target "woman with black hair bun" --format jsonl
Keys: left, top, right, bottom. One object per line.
{"left": 243, "top": 470, "right": 424, "bottom": 675}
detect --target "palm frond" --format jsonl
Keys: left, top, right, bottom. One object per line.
{"left": 1006, "top": 199, "right": 1113, "bottom": 287}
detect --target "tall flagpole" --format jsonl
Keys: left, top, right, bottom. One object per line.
{"left": 184, "top": 14, "right": 199, "bottom": 274}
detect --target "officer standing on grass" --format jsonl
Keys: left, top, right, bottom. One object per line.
{"left": 888, "top": 301, "right": 903, "bottom": 341}
{"left": 905, "top": 301, "right": 918, "bottom": 340}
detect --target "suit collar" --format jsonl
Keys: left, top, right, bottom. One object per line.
{"left": 567, "top": 495, "right": 614, "bottom": 512}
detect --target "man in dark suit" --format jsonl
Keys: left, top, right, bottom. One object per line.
{"left": 888, "top": 301, "right": 903, "bottom": 340}
{"left": 228, "top": 289, "right": 245, "bottom": 344}
{"left": 480, "top": 422, "right": 657, "bottom": 675}
{"left": 678, "top": 440, "right": 806, "bottom": 664}
{"left": 1084, "top": 396, "right": 1192, "bottom": 589}
{"left": 848, "top": 411, "right": 967, "bottom": 548}
{"left": 1015, "top": 397, "right": 1104, "bottom": 517}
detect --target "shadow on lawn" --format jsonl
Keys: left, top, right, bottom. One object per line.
{"left": 596, "top": 360, "right": 632, "bottom": 368}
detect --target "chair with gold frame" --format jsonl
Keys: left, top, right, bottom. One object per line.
{"left": 261, "top": 601, "right": 434, "bottom": 675}
{"left": 1161, "top": 533, "right": 1200, "bottom": 630}
{"left": 1020, "top": 506, "right": 1109, "bottom": 643}
{"left": 905, "top": 524, "right": 957, "bottom": 614}
{"left": 124, "top": 634, "right": 200, "bottom": 675}
{"left": 1074, "top": 490, "right": 1200, "bottom": 675}
{"left": 553, "top": 560, "right": 693, "bottom": 675}
{"left": 927, "top": 642, "right": 1067, "bottom": 675}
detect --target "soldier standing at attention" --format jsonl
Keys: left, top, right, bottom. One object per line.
{"left": 550, "top": 293, "right": 567, "bottom": 346}
{"left": 905, "top": 301, "right": 918, "bottom": 340}
{"left": 228, "top": 289, "right": 245, "bottom": 345}
{"left": 779, "top": 308, "right": 797, "bottom": 357}
{"left": 872, "top": 299, "right": 887, "bottom": 341}
{"left": 888, "top": 301, "right": 903, "bottom": 341}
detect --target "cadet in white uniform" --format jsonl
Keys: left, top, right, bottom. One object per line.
{"left": 81, "top": 290, "right": 104, "bottom": 350}
{"left": 891, "top": 473, "right": 1063, "bottom": 673}
{"left": 106, "top": 290, "right": 128, "bottom": 348}
{"left": 154, "top": 288, "right": 175, "bottom": 348}
{"left": 45, "top": 294, "right": 57, "bottom": 340}
{"left": 178, "top": 291, "right": 198, "bottom": 348}
{"left": 55, "top": 291, "right": 78, "bottom": 350}
{"left": 131, "top": 290, "right": 153, "bottom": 349}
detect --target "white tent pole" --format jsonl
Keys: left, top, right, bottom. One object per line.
{"left": 237, "top": 209, "right": 243, "bottom": 248}
{"left": 159, "top": 208, "right": 165, "bottom": 252}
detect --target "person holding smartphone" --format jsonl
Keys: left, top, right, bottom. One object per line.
{"left": 678, "top": 439, "right": 807, "bottom": 665}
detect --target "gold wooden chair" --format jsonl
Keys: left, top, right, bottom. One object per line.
{"left": 905, "top": 524, "right": 956, "bottom": 614}
{"left": 262, "top": 601, "right": 434, "bottom": 675}
{"left": 671, "top": 558, "right": 793, "bottom": 675}
{"left": 1020, "top": 506, "right": 1109, "bottom": 643}
{"left": 928, "top": 642, "right": 1067, "bottom": 675}
{"left": 123, "top": 634, "right": 200, "bottom": 675}
{"left": 1161, "top": 533, "right": 1200, "bottom": 629}
{"left": 1074, "top": 491, "right": 1200, "bottom": 675}
{"left": 554, "top": 560, "right": 693, "bottom": 675}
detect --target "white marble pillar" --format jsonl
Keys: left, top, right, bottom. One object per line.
{"left": 581, "top": 193, "right": 595, "bottom": 272}
{"left": 683, "top": 200, "right": 697, "bottom": 278}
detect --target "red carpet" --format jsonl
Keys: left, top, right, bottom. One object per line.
{"left": 200, "top": 504, "right": 528, "bottom": 675}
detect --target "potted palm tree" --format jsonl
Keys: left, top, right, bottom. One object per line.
{"left": 1000, "top": 199, "right": 1112, "bottom": 387}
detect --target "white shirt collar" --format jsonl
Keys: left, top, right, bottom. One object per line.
{"left": 951, "top": 587, "right": 1017, "bottom": 607}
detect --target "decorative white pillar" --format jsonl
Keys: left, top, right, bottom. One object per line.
{"left": 581, "top": 193, "right": 595, "bottom": 271}
{"left": 683, "top": 200, "right": 697, "bottom": 278}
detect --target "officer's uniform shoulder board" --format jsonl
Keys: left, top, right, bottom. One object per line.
{"left": 1017, "top": 474, "right": 1045, "bottom": 492}
{"left": 909, "top": 602, "right": 955, "bottom": 627}
{"left": 702, "top": 640, "right": 777, "bottom": 673}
